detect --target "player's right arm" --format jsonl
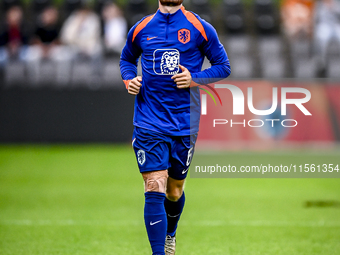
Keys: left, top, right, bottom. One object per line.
{"left": 120, "top": 24, "right": 143, "bottom": 95}
{"left": 127, "top": 76, "right": 142, "bottom": 95}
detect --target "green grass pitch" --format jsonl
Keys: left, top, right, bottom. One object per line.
{"left": 0, "top": 145, "right": 340, "bottom": 255}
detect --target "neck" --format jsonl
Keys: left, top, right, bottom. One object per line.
{"left": 159, "top": 4, "right": 182, "bottom": 14}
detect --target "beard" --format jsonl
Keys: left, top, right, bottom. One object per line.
{"left": 159, "top": 0, "right": 183, "bottom": 6}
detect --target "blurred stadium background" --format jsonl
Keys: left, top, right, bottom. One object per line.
{"left": 0, "top": 0, "right": 340, "bottom": 254}
{"left": 1, "top": 0, "right": 340, "bottom": 87}
{"left": 0, "top": 0, "right": 340, "bottom": 143}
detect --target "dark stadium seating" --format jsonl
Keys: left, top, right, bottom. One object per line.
{"left": 63, "top": 0, "right": 82, "bottom": 16}
{"left": 190, "top": 0, "right": 212, "bottom": 24}
{"left": 2, "top": 58, "right": 124, "bottom": 89}
{"left": 258, "top": 36, "right": 285, "bottom": 78}
{"left": 31, "top": 0, "right": 52, "bottom": 14}
{"left": 94, "top": 0, "right": 113, "bottom": 14}
{"left": 254, "top": 0, "right": 279, "bottom": 35}
{"left": 2, "top": 0, "right": 22, "bottom": 11}
{"left": 328, "top": 59, "right": 340, "bottom": 79}
{"left": 126, "top": 0, "right": 149, "bottom": 28}
{"left": 0, "top": 0, "right": 338, "bottom": 82}
{"left": 224, "top": 35, "right": 253, "bottom": 78}
{"left": 289, "top": 39, "right": 316, "bottom": 78}
{"left": 222, "top": 0, "right": 245, "bottom": 34}
{"left": 326, "top": 41, "right": 340, "bottom": 79}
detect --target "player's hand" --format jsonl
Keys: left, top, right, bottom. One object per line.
{"left": 171, "top": 65, "right": 192, "bottom": 89}
{"left": 128, "top": 76, "right": 142, "bottom": 95}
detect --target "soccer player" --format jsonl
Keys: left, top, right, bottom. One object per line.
{"left": 120, "top": 0, "right": 231, "bottom": 254}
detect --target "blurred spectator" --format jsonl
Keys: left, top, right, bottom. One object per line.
{"left": 314, "top": 0, "right": 340, "bottom": 75}
{"left": 281, "top": 0, "right": 314, "bottom": 39}
{"left": 102, "top": 3, "right": 127, "bottom": 57}
{"left": 25, "top": 6, "right": 73, "bottom": 85}
{"left": 60, "top": 4, "right": 103, "bottom": 59}
{"left": 29, "top": 6, "right": 60, "bottom": 59}
{"left": 58, "top": 3, "right": 104, "bottom": 87}
{"left": 0, "top": 6, "right": 29, "bottom": 66}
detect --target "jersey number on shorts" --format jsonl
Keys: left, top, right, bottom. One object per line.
{"left": 186, "top": 147, "right": 194, "bottom": 166}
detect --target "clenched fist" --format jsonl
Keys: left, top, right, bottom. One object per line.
{"left": 171, "top": 65, "right": 192, "bottom": 89}
{"left": 128, "top": 76, "right": 142, "bottom": 95}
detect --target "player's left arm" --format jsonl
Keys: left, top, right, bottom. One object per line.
{"left": 190, "top": 20, "right": 231, "bottom": 86}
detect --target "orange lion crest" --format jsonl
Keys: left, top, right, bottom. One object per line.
{"left": 178, "top": 29, "right": 190, "bottom": 44}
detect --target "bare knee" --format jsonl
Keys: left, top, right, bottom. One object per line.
{"left": 166, "top": 189, "right": 183, "bottom": 202}
{"left": 166, "top": 177, "right": 185, "bottom": 201}
{"left": 142, "top": 170, "right": 168, "bottom": 193}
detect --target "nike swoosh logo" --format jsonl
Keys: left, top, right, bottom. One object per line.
{"left": 182, "top": 168, "right": 189, "bottom": 174}
{"left": 147, "top": 36, "right": 158, "bottom": 41}
{"left": 150, "top": 220, "right": 162, "bottom": 226}
{"left": 168, "top": 213, "right": 180, "bottom": 218}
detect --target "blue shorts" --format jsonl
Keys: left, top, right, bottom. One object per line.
{"left": 132, "top": 127, "right": 198, "bottom": 180}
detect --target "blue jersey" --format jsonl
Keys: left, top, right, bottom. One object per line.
{"left": 120, "top": 6, "right": 231, "bottom": 136}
